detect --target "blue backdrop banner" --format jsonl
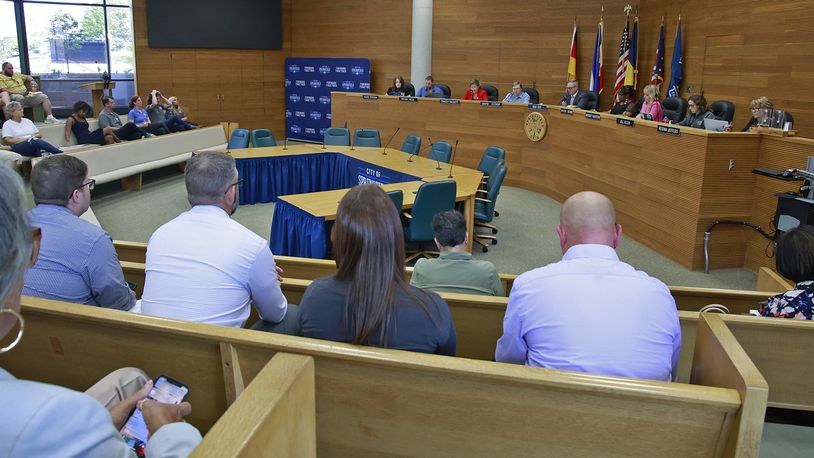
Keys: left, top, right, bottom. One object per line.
{"left": 285, "top": 57, "right": 371, "bottom": 143}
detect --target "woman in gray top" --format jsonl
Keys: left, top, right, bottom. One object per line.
{"left": 298, "top": 185, "right": 457, "bottom": 355}
{"left": 677, "top": 94, "right": 715, "bottom": 129}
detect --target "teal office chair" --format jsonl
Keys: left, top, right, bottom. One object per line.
{"left": 227, "top": 128, "right": 250, "bottom": 149}
{"left": 400, "top": 135, "right": 422, "bottom": 155}
{"left": 386, "top": 190, "right": 403, "bottom": 213}
{"left": 324, "top": 127, "right": 350, "bottom": 146}
{"left": 403, "top": 180, "right": 456, "bottom": 262}
{"left": 353, "top": 128, "right": 382, "bottom": 147}
{"left": 474, "top": 163, "right": 507, "bottom": 252}
{"left": 428, "top": 141, "right": 453, "bottom": 164}
{"left": 476, "top": 146, "right": 505, "bottom": 181}
{"left": 250, "top": 129, "right": 277, "bottom": 147}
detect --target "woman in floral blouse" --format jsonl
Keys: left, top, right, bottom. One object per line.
{"left": 760, "top": 225, "right": 814, "bottom": 320}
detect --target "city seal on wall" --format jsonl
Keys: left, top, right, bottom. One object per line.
{"left": 524, "top": 111, "right": 548, "bottom": 142}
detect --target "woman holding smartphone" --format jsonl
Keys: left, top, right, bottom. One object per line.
{"left": 0, "top": 165, "right": 202, "bottom": 456}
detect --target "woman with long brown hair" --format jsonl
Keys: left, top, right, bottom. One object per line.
{"left": 299, "top": 185, "right": 456, "bottom": 354}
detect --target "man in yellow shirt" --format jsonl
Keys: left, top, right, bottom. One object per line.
{"left": 0, "top": 62, "right": 59, "bottom": 123}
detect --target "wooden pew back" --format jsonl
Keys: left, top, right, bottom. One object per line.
{"left": 3, "top": 297, "right": 756, "bottom": 457}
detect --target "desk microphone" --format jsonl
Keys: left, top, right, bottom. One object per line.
{"left": 321, "top": 134, "right": 326, "bottom": 150}
{"left": 447, "top": 140, "right": 459, "bottom": 178}
{"left": 349, "top": 124, "right": 355, "bottom": 151}
{"left": 408, "top": 137, "right": 432, "bottom": 162}
{"left": 225, "top": 121, "right": 231, "bottom": 155}
{"left": 381, "top": 127, "right": 400, "bottom": 155}
{"left": 283, "top": 137, "right": 288, "bottom": 150}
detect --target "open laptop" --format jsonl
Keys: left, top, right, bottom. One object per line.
{"left": 704, "top": 118, "right": 729, "bottom": 132}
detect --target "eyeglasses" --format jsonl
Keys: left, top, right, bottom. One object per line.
{"left": 72, "top": 179, "right": 96, "bottom": 195}
{"left": 30, "top": 227, "right": 41, "bottom": 267}
{"left": 226, "top": 178, "right": 244, "bottom": 193}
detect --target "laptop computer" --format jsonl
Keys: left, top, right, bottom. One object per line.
{"left": 704, "top": 118, "right": 728, "bottom": 132}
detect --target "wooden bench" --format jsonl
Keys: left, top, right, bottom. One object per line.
{"left": 2, "top": 296, "right": 766, "bottom": 456}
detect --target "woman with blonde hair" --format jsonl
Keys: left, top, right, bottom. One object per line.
{"left": 636, "top": 84, "right": 663, "bottom": 122}
{"left": 742, "top": 96, "right": 773, "bottom": 131}
{"left": 298, "top": 184, "right": 456, "bottom": 354}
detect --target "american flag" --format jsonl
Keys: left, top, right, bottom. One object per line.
{"left": 614, "top": 19, "right": 630, "bottom": 95}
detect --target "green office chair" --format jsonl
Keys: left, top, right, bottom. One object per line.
{"left": 251, "top": 129, "right": 277, "bottom": 147}
{"left": 403, "top": 180, "right": 456, "bottom": 262}
{"left": 227, "top": 128, "right": 250, "bottom": 149}
{"left": 474, "top": 163, "right": 507, "bottom": 252}
{"left": 353, "top": 128, "right": 382, "bottom": 147}
{"left": 386, "top": 190, "right": 403, "bottom": 213}
{"left": 477, "top": 146, "right": 505, "bottom": 181}
{"left": 428, "top": 141, "right": 453, "bottom": 164}
{"left": 400, "top": 135, "right": 422, "bottom": 155}
{"left": 324, "top": 127, "right": 350, "bottom": 146}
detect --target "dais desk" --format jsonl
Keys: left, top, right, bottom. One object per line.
{"left": 225, "top": 145, "right": 482, "bottom": 258}
{"left": 331, "top": 92, "right": 804, "bottom": 271}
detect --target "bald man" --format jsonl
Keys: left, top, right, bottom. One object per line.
{"left": 495, "top": 191, "right": 681, "bottom": 382}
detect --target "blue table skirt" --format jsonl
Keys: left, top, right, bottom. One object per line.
{"left": 270, "top": 200, "right": 331, "bottom": 259}
{"left": 236, "top": 153, "right": 354, "bottom": 204}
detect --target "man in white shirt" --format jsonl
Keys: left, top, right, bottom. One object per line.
{"left": 141, "top": 151, "right": 297, "bottom": 332}
{"left": 495, "top": 191, "right": 681, "bottom": 382}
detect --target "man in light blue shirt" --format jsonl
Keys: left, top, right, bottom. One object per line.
{"left": 416, "top": 75, "right": 444, "bottom": 97}
{"left": 502, "top": 81, "right": 530, "bottom": 104}
{"left": 24, "top": 155, "right": 136, "bottom": 310}
{"left": 495, "top": 191, "right": 681, "bottom": 382}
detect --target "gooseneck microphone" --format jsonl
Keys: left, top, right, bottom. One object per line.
{"left": 408, "top": 137, "right": 432, "bottom": 162}
{"left": 349, "top": 124, "right": 355, "bottom": 151}
{"left": 381, "top": 127, "right": 400, "bottom": 155}
{"left": 225, "top": 121, "right": 231, "bottom": 155}
{"left": 447, "top": 140, "right": 459, "bottom": 178}
{"left": 283, "top": 137, "right": 288, "bottom": 150}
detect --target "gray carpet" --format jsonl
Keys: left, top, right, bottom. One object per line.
{"left": 76, "top": 167, "right": 756, "bottom": 290}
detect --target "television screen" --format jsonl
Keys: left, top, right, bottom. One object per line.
{"left": 146, "top": 0, "right": 282, "bottom": 50}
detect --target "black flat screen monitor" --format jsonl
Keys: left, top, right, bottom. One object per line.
{"left": 146, "top": 0, "right": 282, "bottom": 50}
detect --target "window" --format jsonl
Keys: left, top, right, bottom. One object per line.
{"left": 3, "top": 1, "right": 135, "bottom": 111}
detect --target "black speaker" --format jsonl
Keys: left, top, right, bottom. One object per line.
{"left": 774, "top": 192, "right": 814, "bottom": 232}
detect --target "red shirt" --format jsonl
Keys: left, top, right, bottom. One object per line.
{"left": 462, "top": 88, "right": 488, "bottom": 101}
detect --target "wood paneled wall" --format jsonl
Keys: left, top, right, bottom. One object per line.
{"left": 132, "top": 0, "right": 292, "bottom": 134}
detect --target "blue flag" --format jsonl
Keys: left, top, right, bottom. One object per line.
{"left": 667, "top": 18, "right": 683, "bottom": 98}
{"left": 650, "top": 21, "right": 665, "bottom": 87}
{"left": 589, "top": 19, "right": 604, "bottom": 94}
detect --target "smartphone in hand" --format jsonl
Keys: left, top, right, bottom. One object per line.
{"left": 121, "top": 375, "right": 189, "bottom": 450}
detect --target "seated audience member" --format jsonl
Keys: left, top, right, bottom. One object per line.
{"left": 676, "top": 94, "right": 715, "bottom": 129}
{"left": 299, "top": 185, "right": 456, "bottom": 355}
{"left": 98, "top": 96, "right": 146, "bottom": 141}
{"left": 416, "top": 75, "right": 444, "bottom": 97}
{"left": 636, "top": 84, "right": 663, "bottom": 122}
{"left": 461, "top": 79, "right": 488, "bottom": 101}
{"left": 495, "top": 191, "right": 681, "bottom": 381}
{"left": 502, "top": 81, "right": 530, "bottom": 104}
{"left": 0, "top": 145, "right": 22, "bottom": 168}
{"left": 386, "top": 75, "right": 414, "bottom": 96}
{"left": 146, "top": 90, "right": 192, "bottom": 133}
{"left": 559, "top": 79, "right": 584, "bottom": 106}
{"left": 410, "top": 210, "right": 504, "bottom": 296}
{"left": 742, "top": 96, "right": 773, "bottom": 131}
{"left": 65, "top": 101, "right": 119, "bottom": 145}
{"left": 609, "top": 85, "right": 634, "bottom": 114}
{"left": 2, "top": 101, "right": 62, "bottom": 157}
{"left": 23, "top": 155, "right": 136, "bottom": 311}
{"left": 0, "top": 165, "right": 201, "bottom": 456}
{"left": 0, "top": 61, "right": 59, "bottom": 123}
{"left": 165, "top": 96, "right": 198, "bottom": 127}
{"left": 760, "top": 225, "right": 814, "bottom": 320}
{"left": 141, "top": 151, "right": 296, "bottom": 331}
{"left": 128, "top": 95, "right": 168, "bottom": 135}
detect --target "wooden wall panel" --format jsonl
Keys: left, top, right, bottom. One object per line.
{"left": 133, "top": 0, "right": 292, "bottom": 134}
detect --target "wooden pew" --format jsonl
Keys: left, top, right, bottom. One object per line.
{"left": 113, "top": 240, "right": 775, "bottom": 315}
{"left": 3, "top": 296, "right": 764, "bottom": 457}
{"left": 755, "top": 266, "right": 792, "bottom": 292}
{"left": 193, "top": 353, "right": 316, "bottom": 457}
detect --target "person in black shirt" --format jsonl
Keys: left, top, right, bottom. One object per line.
{"left": 386, "top": 75, "right": 414, "bottom": 97}
{"left": 609, "top": 85, "right": 635, "bottom": 115}
{"left": 299, "top": 185, "right": 456, "bottom": 355}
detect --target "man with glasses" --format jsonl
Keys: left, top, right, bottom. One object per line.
{"left": 559, "top": 79, "right": 585, "bottom": 107}
{"left": 141, "top": 151, "right": 296, "bottom": 332}
{"left": 502, "top": 81, "right": 530, "bottom": 104}
{"left": 24, "top": 154, "right": 136, "bottom": 310}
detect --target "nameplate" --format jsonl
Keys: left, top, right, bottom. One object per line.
{"left": 560, "top": 108, "right": 574, "bottom": 115}
{"left": 440, "top": 98, "right": 461, "bottom": 105}
{"left": 399, "top": 96, "right": 418, "bottom": 102}
{"left": 362, "top": 94, "right": 379, "bottom": 100}
{"left": 585, "top": 112, "right": 601, "bottom": 121}
{"left": 657, "top": 125, "right": 681, "bottom": 136}
{"left": 480, "top": 101, "right": 502, "bottom": 107}
{"left": 616, "top": 118, "right": 635, "bottom": 127}
{"left": 528, "top": 104, "right": 548, "bottom": 110}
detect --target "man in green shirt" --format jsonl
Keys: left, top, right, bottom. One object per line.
{"left": 0, "top": 62, "right": 59, "bottom": 123}
{"left": 410, "top": 210, "right": 505, "bottom": 296}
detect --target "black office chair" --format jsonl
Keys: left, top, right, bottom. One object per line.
{"left": 404, "top": 82, "right": 416, "bottom": 97}
{"left": 662, "top": 97, "right": 688, "bottom": 123}
{"left": 482, "top": 84, "right": 499, "bottom": 101}
{"left": 632, "top": 96, "right": 645, "bottom": 115}
{"left": 710, "top": 100, "right": 736, "bottom": 123}
{"left": 435, "top": 84, "right": 451, "bottom": 98}
{"left": 576, "top": 91, "right": 599, "bottom": 110}
{"left": 521, "top": 88, "right": 540, "bottom": 104}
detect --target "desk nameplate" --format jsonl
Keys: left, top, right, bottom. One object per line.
{"left": 480, "top": 101, "right": 502, "bottom": 107}
{"left": 658, "top": 125, "right": 681, "bottom": 136}
{"left": 561, "top": 108, "right": 574, "bottom": 115}
{"left": 441, "top": 99, "right": 461, "bottom": 105}
{"left": 617, "top": 118, "right": 635, "bottom": 127}
{"left": 528, "top": 104, "right": 548, "bottom": 110}
{"left": 399, "top": 96, "right": 418, "bottom": 102}
{"left": 362, "top": 94, "right": 379, "bottom": 100}
{"left": 585, "top": 113, "right": 601, "bottom": 121}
